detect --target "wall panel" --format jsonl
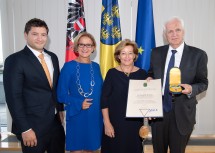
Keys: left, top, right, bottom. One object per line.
{"left": 1, "top": 0, "right": 214, "bottom": 135}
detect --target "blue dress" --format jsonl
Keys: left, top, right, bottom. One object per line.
{"left": 57, "top": 60, "right": 103, "bottom": 151}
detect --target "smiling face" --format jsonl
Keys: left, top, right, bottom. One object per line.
{"left": 165, "top": 19, "right": 185, "bottom": 49}
{"left": 118, "top": 45, "right": 136, "bottom": 66}
{"left": 24, "top": 26, "right": 48, "bottom": 53}
{"left": 77, "top": 36, "right": 95, "bottom": 60}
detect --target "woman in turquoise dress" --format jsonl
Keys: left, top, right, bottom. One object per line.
{"left": 57, "top": 32, "right": 103, "bottom": 153}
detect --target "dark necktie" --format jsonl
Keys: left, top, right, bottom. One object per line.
{"left": 163, "top": 50, "right": 177, "bottom": 112}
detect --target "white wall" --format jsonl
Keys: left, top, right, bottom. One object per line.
{"left": 1, "top": 0, "right": 215, "bottom": 135}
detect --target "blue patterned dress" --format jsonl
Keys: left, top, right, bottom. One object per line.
{"left": 57, "top": 60, "right": 103, "bottom": 151}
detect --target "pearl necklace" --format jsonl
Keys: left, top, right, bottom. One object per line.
{"left": 120, "top": 65, "right": 134, "bottom": 77}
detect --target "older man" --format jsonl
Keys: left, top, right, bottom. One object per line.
{"left": 148, "top": 17, "right": 208, "bottom": 153}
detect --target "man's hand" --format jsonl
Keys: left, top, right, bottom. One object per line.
{"left": 21, "top": 129, "right": 37, "bottom": 147}
{"left": 181, "top": 84, "right": 192, "bottom": 95}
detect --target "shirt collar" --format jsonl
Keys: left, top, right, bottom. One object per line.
{"left": 27, "top": 45, "right": 47, "bottom": 57}
{"left": 169, "top": 42, "right": 184, "bottom": 54}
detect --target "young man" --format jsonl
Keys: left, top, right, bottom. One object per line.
{"left": 3, "top": 18, "right": 65, "bottom": 153}
{"left": 148, "top": 17, "right": 208, "bottom": 153}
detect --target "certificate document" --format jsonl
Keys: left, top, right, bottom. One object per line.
{"left": 126, "top": 79, "right": 163, "bottom": 118}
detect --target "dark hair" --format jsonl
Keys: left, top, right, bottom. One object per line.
{"left": 114, "top": 39, "right": 139, "bottom": 63}
{"left": 24, "top": 18, "right": 49, "bottom": 34}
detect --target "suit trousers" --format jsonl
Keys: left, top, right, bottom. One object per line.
{"left": 150, "top": 104, "right": 192, "bottom": 153}
{"left": 19, "top": 115, "right": 65, "bottom": 153}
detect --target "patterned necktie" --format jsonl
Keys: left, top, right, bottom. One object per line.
{"left": 163, "top": 50, "right": 177, "bottom": 112}
{"left": 38, "top": 53, "right": 52, "bottom": 88}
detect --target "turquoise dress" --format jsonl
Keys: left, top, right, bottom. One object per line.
{"left": 57, "top": 60, "right": 103, "bottom": 151}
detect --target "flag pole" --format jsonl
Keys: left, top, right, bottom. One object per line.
{"left": 130, "top": 0, "right": 133, "bottom": 40}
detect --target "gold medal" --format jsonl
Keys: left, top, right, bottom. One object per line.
{"left": 169, "top": 67, "right": 182, "bottom": 94}
{"left": 139, "top": 125, "right": 149, "bottom": 139}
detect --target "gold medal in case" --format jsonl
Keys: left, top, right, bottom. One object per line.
{"left": 169, "top": 67, "right": 182, "bottom": 94}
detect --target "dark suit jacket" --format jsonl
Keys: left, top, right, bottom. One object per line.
{"left": 3, "top": 46, "right": 64, "bottom": 137}
{"left": 148, "top": 43, "right": 208, "bottom": 135}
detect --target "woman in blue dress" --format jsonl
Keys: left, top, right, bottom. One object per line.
{"left": 57, "top": 32, "right": 103, "bottom": 153}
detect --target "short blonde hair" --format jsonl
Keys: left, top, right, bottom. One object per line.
{"left": 73, "top": 32, "right": 97, "bottom": 52}
{"left": 114, "top": 39, "right": 138, "bottom": 63}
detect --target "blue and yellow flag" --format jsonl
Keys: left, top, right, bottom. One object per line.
{"left": 135, "top": 0, "right": 155, "bottom": 72}
{"left": 100, "top": 0, "right": 122, "bottom": 79}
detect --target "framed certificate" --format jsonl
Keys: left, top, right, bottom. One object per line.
{"left": 126, "top": 79, "right": 163, "bottom": 118}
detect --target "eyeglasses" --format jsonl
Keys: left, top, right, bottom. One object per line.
{"left": 78, "top": 43, "right": 94, "bottom": 48}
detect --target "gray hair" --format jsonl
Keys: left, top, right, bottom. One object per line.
{"left": 163, "top": 16, "right": 184, "bottom": 33}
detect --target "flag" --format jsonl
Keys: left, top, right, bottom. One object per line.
{"left": 65, "top": 0, "right": 86, "bottom": 62}
{"left": 100, "top": 0, "right": 122, "bottom": 78}
{"left": 134, "top": 0, "right": 155, "bottom": 71}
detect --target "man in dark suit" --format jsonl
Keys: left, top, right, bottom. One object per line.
{"left": 3, "top": 18, "right": 65, "bottom": 153}
{"left": 148, "top": 17, "right": 208, "bottom": 153}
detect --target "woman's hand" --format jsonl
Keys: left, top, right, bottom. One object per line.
{"left": 82, "top": 99, "right": 93, "bottom": 109}
{"left": 104, "top": 121, "right": 115, "bottom": 138}
{"left": 146, "top": 77, "right": 153, "bottom": 81}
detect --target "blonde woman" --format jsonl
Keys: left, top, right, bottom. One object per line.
{"left": 101, "top": 39, "right": 147, "bottom": 153}
{"left": 57, "top": 32, "right": 103, "bottom": 153}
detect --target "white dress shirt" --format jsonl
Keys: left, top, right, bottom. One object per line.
{"left": 162, "top": 42, "right": 184, "bottom": 95}
{"left": 27, "top": 45, "right": 54, "bottom": 83}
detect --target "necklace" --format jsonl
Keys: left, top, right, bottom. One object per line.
{"left": 76, "top": 62, "right": 95, "bottom": 97}
{"left": 120, "top": 65, "right": 134, "bottom": 77}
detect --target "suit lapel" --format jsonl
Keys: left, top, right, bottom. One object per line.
{"left": 179, "top": 44, "right": 190, "bottom": 83}
{"left": 179, "top": 44, "right": 189, "bottom": 70}
{"left": 24, "top": 46, "right": 52, "bottom": 88}
{"left": 52, "top": 61, "right": 58, "bottom": 88}
{"left": 46, "top": 51, "right": 58, "bottom": 88}
{"left": 44, "top": 50, "right": 60, "bottom": 89}
{"left": 161, "top": 45, "right": 169, "bottom": 84}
